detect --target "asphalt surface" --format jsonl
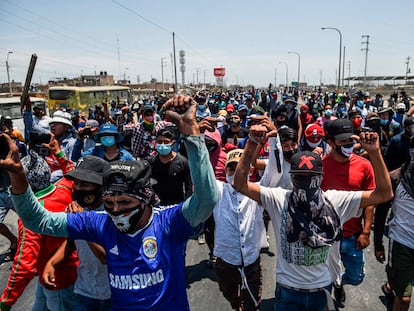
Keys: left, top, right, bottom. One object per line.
{"left": 1, "top": 209, "right": 413, "bottom": 311}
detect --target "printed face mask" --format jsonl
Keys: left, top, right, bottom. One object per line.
{"left": 306, "top": 139, "right": 322, "bottom": 149}
{"left": 72, "top": 189, "right": 101, "bottom": 208}
{"left": 101, "top": 136, "right": 116, "bottom": 147}
{"left": 106, "top": 204, "right": 145, "bottom": 234}
{"left": 335, "top": 142, "right": 354, "bottom": 158}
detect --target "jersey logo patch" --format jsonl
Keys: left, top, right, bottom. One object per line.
{"left": 109, "top": 245, "right": 119, "bottom": 255}
{"left": 143, "top": 236, "right": 158, "bottom": 259}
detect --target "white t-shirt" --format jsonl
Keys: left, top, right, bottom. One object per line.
{"left": 260, "top": 186, "right": 363, "bottom": 289}
{"left": 389, "top": 182, "right": 414, "bottom": 249}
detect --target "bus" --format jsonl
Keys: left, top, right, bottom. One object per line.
{"left": 0, "top": 96, "right": 48, "bottom": 132}
{"left": 48, "top": 85, "right": 131, "bottom": 114}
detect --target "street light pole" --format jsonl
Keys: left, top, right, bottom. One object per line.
{"left": 321, "top": 26, "right": 342, "bottom": 91}
{"left": 288, "top": 51, "right": 300, "bottom": 90}
{"left": 6, "top": 51, "right": 13, "bottom": 95}
{"left": 279, "top": 61, "right": 288, "bottom": 88}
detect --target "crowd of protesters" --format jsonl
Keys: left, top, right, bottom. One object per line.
{"left": 0, "top": 85, "right": 412, "bottom": 311}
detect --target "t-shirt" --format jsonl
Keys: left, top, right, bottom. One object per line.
{"left": 321, "top": 154, "right": 375, "bottom": 238}
{"left": 260, "top": 186, "right": 362, "bottom": 289}
{"left": 67, "top": 203, "right": 199, "bottom": 311}
{"left": 148, "top": 153, "right": 192, "bottom": 205}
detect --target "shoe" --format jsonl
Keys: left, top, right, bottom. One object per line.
{"left": 207, "top": 253, "right": 217, "bottom": 268}
{"left": 2, "top": 248, "right": 16, "bottom": 262}
{"left": 197, "top": 233, "right": 205, "bottom": 245}
{"left": 381, "top": 281, "right": 394, "bottom": 311}
{"left": 334, "top": 284, "right": 346, "bottom": 308}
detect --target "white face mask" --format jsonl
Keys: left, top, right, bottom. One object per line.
{"left": 306, "top": 139, "right": 322, "bottom": 149}
{"left": 226, "top": 174, "right": 235, "bottom": 185}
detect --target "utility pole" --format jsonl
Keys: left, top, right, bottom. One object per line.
{"left": 405, "top": 56, "right": 411, "bottom": 85}
{"left": 196, "top": 68, "right": 201, "bottom": 87}
{"left": 172, "top": 32, "right": 178, "bottom": 94}
{"left": 361, "top": 35, "right": 370, "bottom": 88}
{"left": 6, "top": 51, "right": 13, "bottom": 95}
{"left": 346, "top": 61, "right": 351, "bottom": 88}
{"left": 274, "top": 68, "right": 277, "bottom": 89}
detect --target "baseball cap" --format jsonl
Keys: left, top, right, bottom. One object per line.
{"left": 226, "top": 104, "right": 235, "bottom": 112}
{"left": 104, "top": 160, "right": 157, "bottom": 203}
{"left": 85, "top": 119, "right": 100, "bottom": 129}
{"left": 226, "top": 149, "right": 243, "bottom": 167}
{"left": 250, "top": 105, "right": 265, "bottom": 116}
{"left": 366, "top": 112, "right": 380, "bottom": 121}
{"left": 142, "top": 105, "right": 155, "bottom": 114}
{"left": 304, "top": 124, "right": 324, "bottom": 138}
{"left": 65, "top": 156, "right": 110, "bottom": 186}
{"left": 290, "top": 151, "right": 323, "bottom": 175}
{"left": 397, "top": 103, "right": 406, "bottom": 110}
{"left": 324, "top": 119, "right": 354, "bottom": 140}
{"left": 348, "top": 109, "right": 361, "bottom": 119}
{"left": 238, "top": 104, "right": 248, "bottom": 112}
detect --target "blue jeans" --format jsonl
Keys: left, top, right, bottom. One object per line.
{"left": 340, "top": 235, "right": 364, "bottom": 285}
{"left": 72, "top": 293, "right": 112, "bottom": 311}
{"left": 31, "top": 280, "right": 73, "bottom": 311}
{"left": 274, "top": 284, "right": 331, "bottom": 311}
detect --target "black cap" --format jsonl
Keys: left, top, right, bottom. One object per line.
{"left": 142, "top": 105, "right": 155, "bottom": 114}
{"left": 290, "top": 151, "right": 323, "bottom": 175}
{"left": 104, "top": 160, "right": 157, "bottom": 195}
{"left": 65, "top": 156, "right": 110, "bottom": 186}
{"left": 324, "top": 119, "right": 354, "bottom": 140}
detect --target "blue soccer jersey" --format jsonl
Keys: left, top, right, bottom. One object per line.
{"left": 67, "top": 202, "right": 199, "bottom": 310}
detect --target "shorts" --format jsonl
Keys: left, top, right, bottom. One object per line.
{"left": 386, "top": 239, "right": 414, "bottom": 297}
{"left": 0, "top": 191, "right": 15, "bottom": 224}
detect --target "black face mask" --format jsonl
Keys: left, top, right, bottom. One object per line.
{"left": 283, "top": 149, "right": 297, "bottom": 162}
{"left": 276, "top": 120, "right": 287, "bottom": 127}
{"left": 72, "top": 189, "right": 101, "bottom": 208}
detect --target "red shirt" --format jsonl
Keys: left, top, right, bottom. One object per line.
{"left": 321, "top": 154, "right": 375, "bottom": 238}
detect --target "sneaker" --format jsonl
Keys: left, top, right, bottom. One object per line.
{"left": 197, "top": 233, "right": 205, "bottom": 245}
{"left": 381, "top": 281, "right": 394, "bottom": 311}
{"left": 334, "top": 284, "right": 346, "bottom": 308}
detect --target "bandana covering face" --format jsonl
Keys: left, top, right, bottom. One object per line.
{"left": 286, "top": 175, "right": 342, "bottom": 248}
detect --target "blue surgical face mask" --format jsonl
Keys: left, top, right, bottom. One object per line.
{"left": 198, "top": 104, "right": 205, "bottom": 111}
{"left": 325, "top": 109, "right": 332, "bottom": 117}
{"left": 101, "top": 136, "right": 116, "bottom": 147}
{"left": 357, "top": 100, "right": 364, "bottom": 108}
{"left": 380, "top": 119, "right": 389, "bottom": 126}
{"left": 156, "top": 143, "right": 172, "bottom": 155}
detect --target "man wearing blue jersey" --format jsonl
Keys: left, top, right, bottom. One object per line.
{"left": 0, "top": 95, "right": 218, "bottom": 311}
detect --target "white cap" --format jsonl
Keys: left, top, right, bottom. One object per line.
{"left": 50, "top": 111, "right": 73, "bottom": 127}
{"left": 397, "top": 103, "right": 406, "bottom": 110}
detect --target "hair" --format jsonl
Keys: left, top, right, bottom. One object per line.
{"left": 279, "top": 127, "right": 298, "bottom": 143}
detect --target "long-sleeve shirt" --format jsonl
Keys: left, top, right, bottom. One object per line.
{"left": 11, "top": 135, "right": 217, "bottom": 310}
{"left": 0, "top": 152, "right": 77, "bottom": 310}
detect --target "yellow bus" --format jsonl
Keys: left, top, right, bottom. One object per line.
{"left": 48, "top": 85, "right": 131, "bottom": 114}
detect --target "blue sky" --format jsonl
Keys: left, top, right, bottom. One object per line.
{"left": 1, "top": 0, "right": 414, "bottom": 88}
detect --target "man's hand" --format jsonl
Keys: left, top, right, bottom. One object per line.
{"left": 65, "top": 201, "right": 84, "bottom": 213}
{"left": 0, "top": 134, "right": 24, "bottom": 174}
{"left": 375, "top": 249, "right": 386, "bottom": 263}
{"left": 198, "top": 116, "right": 216, "bottom": 133}
{"left": 42, "top": 134, "right": 61, "bottom": 155}
{"left": 248, "top": 124, "right": 269, "bottom": 145}
{"left": 164, "top": 95, "right": 199, "bottom": 136}
{"left": 259, "top": 117, "right": 278, "bottom": 138}
{"left": 42, "top": 261, "right": 57, "bottom": 288}
{"left": 354, "top": 132, "right": 379, "bottom": 154}
{"left": 357, "top": 233, "right": 370, "bottom": 250}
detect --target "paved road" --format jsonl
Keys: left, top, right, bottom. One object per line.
{"left": 1, "top": 210, "right": 413, "bottom": 310}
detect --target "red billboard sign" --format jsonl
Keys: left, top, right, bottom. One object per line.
{"left": 214, "top": 67, "right": 226, "bottom": 77}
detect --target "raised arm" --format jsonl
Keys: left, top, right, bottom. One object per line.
{"left": 358, "top": 132, "right": 394, "bottom": 207}
{"left": 163, "top": 95, "right": 218, "bottom": 227}
{"left": 233, "top": 124, "right": 271, "bottom": 203}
